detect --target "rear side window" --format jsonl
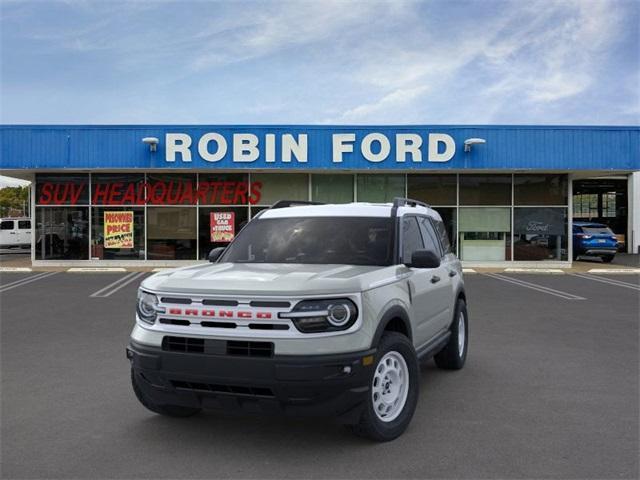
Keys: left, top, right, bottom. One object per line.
{"left": 18, "top": 220, "right": 31, "bottom": 229}
{"left": 582, "top": 226, "right": 614, "bottom": 235}
{"left": 433, "top": 219, "right": 451, "bottom": 254}
{"left": 1, "top": 220, "right": 14, "bottom": 230}
{"left": 418, "top": 217, "right": 442, "bottom": 257}
{"left": 402, "top": 217, "right": 424, "bottom": 263}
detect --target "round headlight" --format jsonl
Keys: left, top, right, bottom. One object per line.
{"left": 327, "top": 303, "right": 352, "bottom": 327}
{"left": 137, "top": 290, "right": 159, "bottom": 324}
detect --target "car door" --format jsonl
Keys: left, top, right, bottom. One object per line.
{"left": 1, "top": 220, "right": 17, "bottom": 247}
{"left": 419, "top": 216, "right": 456, "bottom": 331}
{"left": 400, "top": 215, "right": 444, "bottom": 347}
{"left": 18, "top": 220, "right": 32, "bottom": 246}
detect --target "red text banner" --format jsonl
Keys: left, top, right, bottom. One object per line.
{"left": 37, "top": 181, "right": 262, "bottom": 205}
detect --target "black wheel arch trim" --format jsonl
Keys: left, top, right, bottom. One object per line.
{"left": 371, "top": 305, "right": 413, "bottom": 348}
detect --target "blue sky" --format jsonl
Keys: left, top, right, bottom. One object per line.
{"left": 1, "top": 0, "right": 638, "bottom": 125}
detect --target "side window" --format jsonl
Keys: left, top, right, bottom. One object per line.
{"left": 18, "top": 220, "right": 31, "bottom": 229}
{"left": 1, "top": 220, "right": 14, "bottom": 230}
{"left": 434, "top": 219, "right": 451, "bottom": 254}
{"left": 418, "top": 217, "right": 442, "bottom": 257}
{"left": 402, "top": 216, "right": 424, "bottom": 263}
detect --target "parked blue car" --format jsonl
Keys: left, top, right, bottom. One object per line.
{"left": 572, "top": 222, "right": 618, "bottom": 262}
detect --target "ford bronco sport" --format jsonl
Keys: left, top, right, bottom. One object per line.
{"left": 127, "top": 198, "right": 468, "bottom": 441}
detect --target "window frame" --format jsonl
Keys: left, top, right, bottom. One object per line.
{"left": 400, "top": 214, "right": 426, "bottom": 264}
{"left": 418, "top": 216, "right": 444, "bottom": 258}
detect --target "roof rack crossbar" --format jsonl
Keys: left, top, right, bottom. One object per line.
{"left": 269, "top": 200, "right": 325, "bottom": 210}
{"left": 392, "top": 197, "right": 431, "bottom": 209}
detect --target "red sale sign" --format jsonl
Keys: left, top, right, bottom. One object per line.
{"left": 210, "top": 212, "right": 235, "bottom": 242}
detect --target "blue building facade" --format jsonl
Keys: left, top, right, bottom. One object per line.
{"left": 1, "top": 125, "right": 638, "bottom": 265}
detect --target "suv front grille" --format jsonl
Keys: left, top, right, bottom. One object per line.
{"left": 162, "top": 336, "right": 204, "bottom": 353}
{"left": 227, "top": 340, "right": 274, "bottom": 357}
{"left": 162, "top": 336, "right": 274, "bottom": 358}
{"left": 171, "top": 380, "right": 274, "bottom": 397}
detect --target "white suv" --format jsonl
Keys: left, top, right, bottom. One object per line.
{"left": 127, "top": 198, "right": 468, "bottom": 441}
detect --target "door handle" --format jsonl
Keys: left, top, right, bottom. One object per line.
{"left": 449, "top": 270, "right": 457, "bottom": 277}
{"left": 430, "top": 275, "right": 441, "bottom": 284}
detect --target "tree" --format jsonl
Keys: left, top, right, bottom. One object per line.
{"left": 0, "top": 186, "right": 29, "bottom": 217}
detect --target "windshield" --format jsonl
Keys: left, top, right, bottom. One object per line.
{"left": 220, "top": 217, "right": 395, "bottom": 266}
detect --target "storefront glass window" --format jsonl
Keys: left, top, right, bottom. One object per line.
{"left": 90, "top": 207, "right": 145, "bottom": 260}
{"left": 147, "top": 173, "right": 197, "bottom": 205}
{"left": 197, "top": 173, "right": 258, "bottom": 205}
{"left": 36, "top": 207, "right": 89, "bottom": 259}
{"left": 514, "top": 208, "right": 567, "bottom": 261}
{"left": 91, "top": 173, "right": 145, "bottom": 205}
{"left": 458, "top": 207, "right": 511, "bottom": 261}
{"left": 198, "top": 207, "right": 249, "bottom": 259}
{"left": 407, "top": 175, "right": 457, "bottom": 205}
{"left": 312, "top": 174, "right": 354, "bottom": 203}
{"left": 147, "top": 207, "right": 197, "bottom": 259}
{"left": 357, "top": 174, "right": 404, "bottom": 202}
{"left": 514, "top": 174, "right": 567, "bottom": 205}
{"left": 252, "top": 173, "right": 308, "bottom": 205}
{"left": 459, "top": 175, "right": 511, "bottom": 205}
{"left": 36, "top": 174, "right": 89, "bottom": 205}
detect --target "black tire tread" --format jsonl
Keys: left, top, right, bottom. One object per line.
{"left": 434, "top": 299, "right": 468, "bottom": 370}
{"left": 347, "top": 332, "right": 419, "bottom": 442}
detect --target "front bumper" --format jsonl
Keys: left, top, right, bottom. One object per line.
{"left": 580, "top": 247, "right": 617, "bottom": 256}
{"left": 127, "top": 340, "right": 375, "bottom": 423}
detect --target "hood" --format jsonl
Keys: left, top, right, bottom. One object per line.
{"left": 141, "top": 262, "right": 403, "bottom": 296}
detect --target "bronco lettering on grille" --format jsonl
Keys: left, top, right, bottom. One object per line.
{"left": 166, "top": 308, "right": 273, "bottom": 320}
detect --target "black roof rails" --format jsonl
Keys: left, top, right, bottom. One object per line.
{"left": 269, "top": 200, "right": 325, "bottom": 209}
{"left": 392, "top": 197, "right": 430, "bottom": 209}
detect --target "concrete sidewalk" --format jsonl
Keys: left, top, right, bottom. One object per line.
{"left": 2, "top": 248, "right": 639, "bottom": 274}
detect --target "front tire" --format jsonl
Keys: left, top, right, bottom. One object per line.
{"left": 131, "top": 369, "right": 201, "bottom": 417}
{"left": 434, "top": 299, "right": 468, "bottom": 370}
{"left": 601, "top": 255, "right": 615, "bottom": 263}
{"left": 347, "top": 332, "right": 419, "bottom": 442}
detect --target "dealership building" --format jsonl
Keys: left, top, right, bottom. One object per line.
{"left": 1, "top": 125, "right": 638, "bottom": 267}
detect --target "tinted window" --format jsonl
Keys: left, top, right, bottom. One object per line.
{"left": 407, "top": 175, "right": 457, "bottom": 205}
{"left": 459, "top": 175, "right": 511, "bottom": 205}
{"left": 18, "top": 220, "right": 31, "bottom": 229}
{"left": 582, "top": 226, "right": 614, "bottom": 235}
{"left": 36, "top": 174, "right": 89, "bottom": 205}
{"left": 1, "top": 221, "right": 14, "bottom": 230}
{"left": 434, "top": 219, "right": 451, "bottom": 254}
{"left": 402, "top": 217, "right": 424, "bottom": 263}
{"left": 221, "top": 217, "right": 394, "bottom": 266}
{"left": 418, "top": 217, "right": 443, "bottom": 257}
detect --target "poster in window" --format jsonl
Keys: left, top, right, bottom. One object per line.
{"left": 104, "top": 211, "right": 134, "bottom": 248}
{"left": 210, "top": 212, "right": 235, "bottom": 242}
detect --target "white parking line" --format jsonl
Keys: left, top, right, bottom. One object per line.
{"left": 485, "top": 273, "right": 586, "bottom": 300}
{"left": 570, "top": 273, "right": 640, "bottom": 291}
{"left": 0, "top": 272, "right": 59, "bottom": 293}
{"left": 90, "top": 272, "right": 147, "bottom": 298}
{"left": 587, "top": 268, "right": 640, "bottom": 274}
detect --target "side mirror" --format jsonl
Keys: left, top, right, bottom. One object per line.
{"left": 208, "top": 247, "right": 226, "bottom": 263}
{"left": 406, "top": 249, "right": 440, "bottom": 269}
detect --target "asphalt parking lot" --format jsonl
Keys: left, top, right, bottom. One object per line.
{"left": 1, "top": 271, "right": 638, "bottom": 479}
